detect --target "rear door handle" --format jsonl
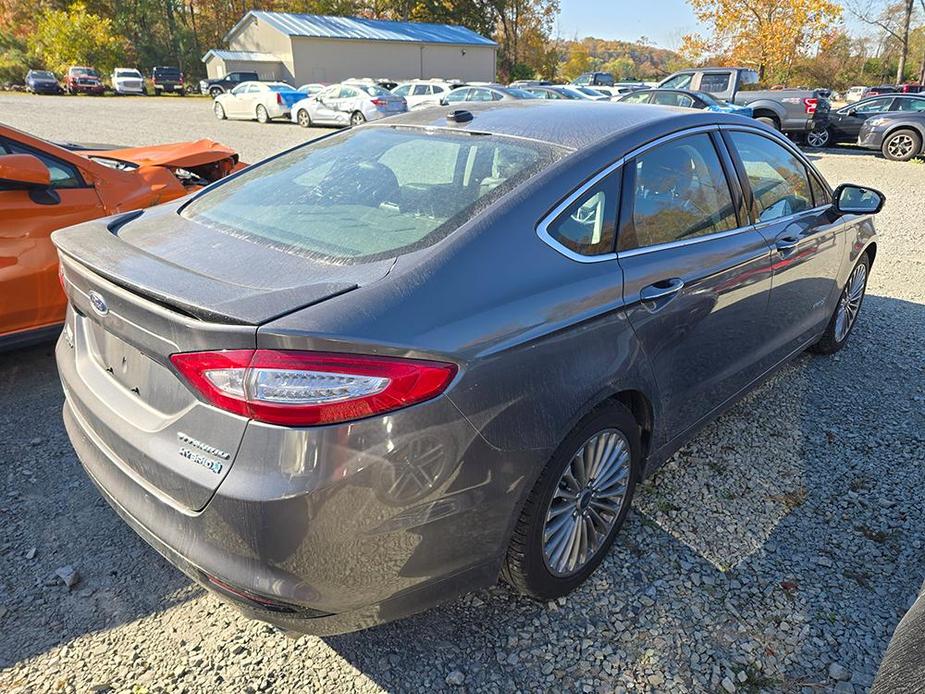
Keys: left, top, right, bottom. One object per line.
{"left": 640, "top": 278, "right": 685, "bottom": 303}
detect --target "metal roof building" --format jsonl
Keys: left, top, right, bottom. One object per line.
{"left": 203, "top": 11, "right": 497, "bottom": 84}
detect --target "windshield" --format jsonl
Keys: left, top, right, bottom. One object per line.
{"left": 116, "top": 70, "right": 141, "bottom": 78}
{"left": 183, "top": 127, "right": 563, "bottom": 263}
{"left": 155, "top": 67, "right": 180, "bottom": 77}
{"left": 72, "top": 68, "right": 99, "bottom": 77}
{"left": 32, "top": 71, "right": 54, "bottom": 79}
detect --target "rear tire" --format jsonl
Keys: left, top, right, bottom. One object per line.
{"left": 256, "top": 104, "right": 269, "bottom": 123}
{"left": 209, "top": 87, "right": 222, "bottom": 99}
{"left": 213, "top": 102, "right": 226, "bottom": 120}
{"left": 296, "top": 109, "right": 312, "bottom": 128}
{"left": 881, "top": 129, "right": 922, "bottom": 162}
{"left": 350, "top": 111, "right": 366, "bottom": 127}
{"left": 501, "top": 403, "right": 640, "bottom": 600}
{"left": 809, "top": 253, "right": 870, "bottom": 355}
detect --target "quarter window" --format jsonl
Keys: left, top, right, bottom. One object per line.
{"left": 545, "top": 179, "right": 617, "bottom": 256}
{"left": 895, "top": 98, "right": 925, "bottom": 111}
{"left": 729, "top": 131, "right": 812, "bottom": 222}
{"left": 620, "top": 134, "right": 737, "bottom": 251}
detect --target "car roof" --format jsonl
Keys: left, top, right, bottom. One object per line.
{"left": 367, "top": 100, "right": 749, "bottom": 150}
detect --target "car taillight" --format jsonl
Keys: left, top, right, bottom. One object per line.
{"left": 803, "top": 97, "right": 818, "bottom": 114}
{"left": 277, "top": 93, "right": 283, "bottom": 105}
{"left": 371, "top": 98, "right": 387, "bottom": 106}
{"left": 169, "top": 350, "right": 457, "bottom": 426}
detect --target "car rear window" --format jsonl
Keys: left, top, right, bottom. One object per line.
{"left": 183, "top": 127, "right": 564, "bottom": 262}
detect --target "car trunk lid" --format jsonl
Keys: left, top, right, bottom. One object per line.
{"left": 54, "top": 202, "right": 393, "bottom": 511}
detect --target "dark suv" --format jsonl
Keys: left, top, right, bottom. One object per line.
{"left": 199, "top": 71, "right": 259, "bottom": 98}
{"left": 152, "top": 66, "right": 184, "bottom": 96}
{"left": 572, "top": 72, "right": 615, "bottom": 87}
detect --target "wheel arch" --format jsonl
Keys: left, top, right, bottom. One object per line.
{"left": 882, "top": 122, "right": 925, "bottom": 148}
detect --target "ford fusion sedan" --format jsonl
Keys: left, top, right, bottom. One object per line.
{"left": 858, "top": 110, "right": 925, "bottom": 161}
{"left": 618, "top": 88, "right": 753, "bottom": 117}
{"left": 54, "top": 102, "right": 882, "bottom": 635}
{"left": 291, "top": 81, "right": 406, "bottom": 128}
{"left": 213, "top": 82, "right": 303, "bottom": 123}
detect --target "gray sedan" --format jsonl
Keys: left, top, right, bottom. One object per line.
{"left": 54, "top": 102, "right": 882, "bottom": 635}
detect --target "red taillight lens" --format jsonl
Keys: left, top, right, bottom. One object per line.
{"left": 277, "top": 93, "right": 283, "bottom": 105}
{"left": 170, "top": 350, "right": 457, "bottom": 426}
{"left": 371, "top": 98, "right": 386, "bottom": 106}
{"left": 803, "top": 97, "right": 818, "bottom": 114}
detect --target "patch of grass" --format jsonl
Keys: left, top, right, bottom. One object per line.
{"left": 736, "top": 665, "right": 783, "bottom": 693}
{"left": 768, "top": 485, "right": 807, "bottom": 511}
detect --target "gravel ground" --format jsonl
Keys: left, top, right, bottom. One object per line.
{"left": 1, "top": 95, "right": 924, "bottom": 693}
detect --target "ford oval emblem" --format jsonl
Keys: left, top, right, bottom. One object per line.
{"left": 88, "top": 291, "right": 109, "bottom": 316}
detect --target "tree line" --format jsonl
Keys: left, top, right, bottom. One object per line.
{"left": 0, "top": 0, "right": 922, "bottom": 89}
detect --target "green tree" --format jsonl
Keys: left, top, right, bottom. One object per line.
{"left": 561, "top": 45, "right": 592, "bottom": 79}
{"left": 0, "top": 30, "right": 28, "bottom": 83}
{"left": 32, "top": 2, "right": 126, "bottom": 74}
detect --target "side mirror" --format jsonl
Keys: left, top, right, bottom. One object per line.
{"left": 845, "top": 109, "right": 856, "bottom": 117}
{"left": 833, "top": 183, "right": 885, "bottom": 215}
{"left": 0, "top": 154, "right": 51, "bottom": 189}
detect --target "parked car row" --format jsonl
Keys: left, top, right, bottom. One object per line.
{"left": 23, "top": 66, "right": 189, "bottom": 95}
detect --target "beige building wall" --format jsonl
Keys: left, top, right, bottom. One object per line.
{"left": 204, "top": 58, "right": 283, "bottom": 81}
{"left": 227, "top": 15, "right": 296, "bottom": 82}
{"left": 289, "top": 36, "right": 495, "bottom": 83}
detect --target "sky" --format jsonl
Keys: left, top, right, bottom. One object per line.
{"left": 556, "top": 0, "right": 869, "bottom": 50}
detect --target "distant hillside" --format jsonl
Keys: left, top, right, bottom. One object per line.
{"left": 556, "top": 37, "right": 688, "bottom": 81}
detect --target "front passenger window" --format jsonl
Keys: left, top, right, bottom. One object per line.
{"left": 621, "top": 134, "right": 737, "bottom": 250}
{"left": 729, "top": 131, "right": 812, "bottom": 222}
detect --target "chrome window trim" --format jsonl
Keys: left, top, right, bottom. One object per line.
{"left": 535, "top": 157, "right": 624, "bottom": 264}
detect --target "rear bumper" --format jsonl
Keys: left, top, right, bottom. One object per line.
{"left": 57, "top": 332, "right": 538, "bottom": 634}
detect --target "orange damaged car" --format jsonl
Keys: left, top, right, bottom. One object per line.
{"left": 0, "top": 125, "right": 244, "bottom": 348}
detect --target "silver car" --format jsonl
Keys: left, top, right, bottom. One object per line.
{"left": 213, "top": 81, "right": 303, "bottom": 123}
{"left": 291, "top": 81, "right": 406, "bottom": 128}
{"left": 55, "top": 102, "right": 882, "bottom": 636}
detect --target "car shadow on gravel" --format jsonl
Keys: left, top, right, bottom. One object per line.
{"left": 0, "top": 342, "right": 198, "bottom": 667}
{"left": 320, "top": 294, "right": 925, "bottom": 691}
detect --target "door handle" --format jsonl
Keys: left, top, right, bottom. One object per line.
{"left": 776, "top": 237, "right": 800, "bottom": 254}
{"left": 640, "top": 278, "right": 685, "bottom": 303}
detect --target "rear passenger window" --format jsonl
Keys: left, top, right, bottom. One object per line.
{"left": 544, "top": 178, "right": 617, "bottom": 257}
{"left": 699, "top": 73, "right": 731, "bottom": 93}
{"left": 729, "top": 131, "right": 812, "bottom": 222}
{"left": 412, "top": 85, "right": 429, "bottom": 96}
{"left": 620, "top": 134, "right": 737, "bottom": 250}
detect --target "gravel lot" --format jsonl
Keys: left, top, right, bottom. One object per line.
{"left": 1, "top": 94, "right": 924, "bottom": 693}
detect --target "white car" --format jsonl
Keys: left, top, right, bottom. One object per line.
{"left": 111, "top": 68, "right": 145, "bottom": 95}
{"left": 845, "top": 86, "right": 870, "bottom": 103}
{"left": 391, "top": 80, "right": 462, "bottom": 109}
{"left": 291, "top": 82, "right": 406, "bottom": 128}
{"left": 212, "top": 81, "right": 304, "bottom": 123}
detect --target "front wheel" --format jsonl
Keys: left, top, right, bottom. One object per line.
{"left": 350, "top": 111, "right": 366, "bottom": 127}
{"left": 881, "top": 129, "right": 922, "bottom": 161}
{"left": 209, "top": 87, "right": 222, "bottom": 99}
{"left": 256, "top": 104, "right": 269, "bottom": 123}
{"left": 810, "top": 253, "right": 870, "bottom": 355}
{"left": 213, "top": 101, "right": 226, "bottom": 120}
{"left": 296, "top": 109, "right": 312, "bottom": 128}
{"left": 806, "top": 127, "right": 831, "bottom": 148}
{"left": 502, "top": 404, "right": 639, "bottom": 600}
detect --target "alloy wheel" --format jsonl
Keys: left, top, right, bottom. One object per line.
{"left": 256, "top": 105, "right": 268, "bottom": 123}
{"left": 542, "top": 429, "right": 631, "bottom": 577}
{"left": 834, "top": 262, "right": 867, "bottom": 342}
{"left": 806, "top": 128, "right": 830, "bottom": 148}
{"left": 213, "top": 102, "right": 224, "bottom": 119}
{"left": 297, "top": 110, "right": 311, "bottom": 127}
{"left": 350, "top": 112, "right": 366, "bottom": 126}
{"left": 886, "top": 133, "right": 915, "bottom": 159}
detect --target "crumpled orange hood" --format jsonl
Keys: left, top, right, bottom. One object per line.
{"left": 81, "top": 139, "right": 239, "bottom": 170}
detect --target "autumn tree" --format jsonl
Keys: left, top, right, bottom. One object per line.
{"left": 847, "top": 0, "right": 922, "bottom": 82}
{"left": 32, "top": 2, "right": 126, "bottom": 74}
{"left": 681, "top": 0, "right": 842, "bottom": 82}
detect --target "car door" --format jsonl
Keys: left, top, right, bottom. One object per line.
{"left": 310, "top": 86, "right": 341, "bottom": 124}
{"left": 723, "top": 128, "right": 845, "bottom": 359}
{"left": 617, "top": 130, "right": 773, "bottom": 437}
{"left": 0, "top": 141, "right": 103, "bottom": 336}
{"left": 224, "top": 84, "right": 248, "bottom": 117}
{"left": 830, "top": 97, "right": 893, "bottom": 140}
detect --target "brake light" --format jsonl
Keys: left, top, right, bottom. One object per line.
{"left": 170, "top": 350, "right": 457, "bottom": 426}
{"left": 277, "top": 93, "right": 283, "bottom": 105}
{"left": 371, "top": 98, "right": 387, "bottom": 106}
{"left": 803, "top": 97, "right": 818, "bottom": 114}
